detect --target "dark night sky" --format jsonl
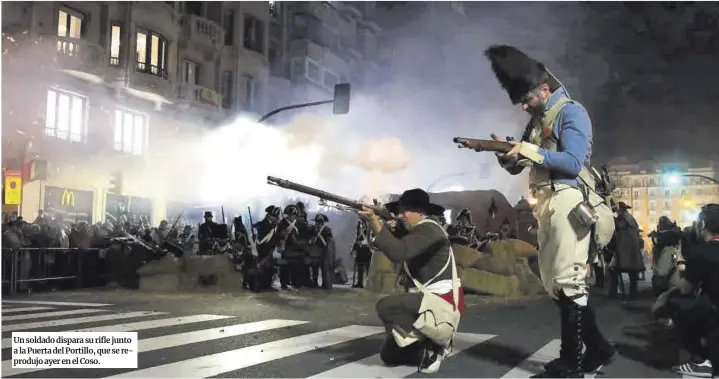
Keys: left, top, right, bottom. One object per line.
{"left": 475, "top": 2, "right": 719, "bottom": 164}
{"left": 379, "top": 2, "right": 719, "bottom": 165}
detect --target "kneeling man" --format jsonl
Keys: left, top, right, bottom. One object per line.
{"left": 359, "top": 188, "right": 466, "bottom": 374}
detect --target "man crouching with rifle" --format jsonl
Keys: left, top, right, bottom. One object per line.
{"left": 358, "top": 188, "right": 465, "bottom": 374}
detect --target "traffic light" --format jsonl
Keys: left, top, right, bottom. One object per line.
{"left": 333, "top": 83, "right": 350, "bottom": 115}
{"left": 109, "top": 170, "right": 124, "bottom": 195}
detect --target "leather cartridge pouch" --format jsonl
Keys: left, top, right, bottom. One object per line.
{"left": 403, "top": 219, "right": 461, "bottom": 348}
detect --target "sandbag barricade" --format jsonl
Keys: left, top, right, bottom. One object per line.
{"left": 136, "top": 254, "right": 238, "bottom": 292}
{"left": 365, "top": 239, "right": 544, "bottom": 298}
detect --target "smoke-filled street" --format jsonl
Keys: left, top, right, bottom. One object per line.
{"left": 3, "top": 1, "right": 719, "bottom": 378}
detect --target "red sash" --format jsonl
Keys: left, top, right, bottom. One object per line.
{"left": 439, "top": 287, "right": 466, "bottom": 313}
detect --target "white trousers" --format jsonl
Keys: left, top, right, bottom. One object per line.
{"left": 535, "top": 184, "right": 591, "bottom": 299}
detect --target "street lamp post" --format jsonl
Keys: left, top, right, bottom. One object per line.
{"left": 257, "top": 83, "right": 351, "bottom": 124}
{"left": 665, "top": 173, "right": 719, "bottom": 186}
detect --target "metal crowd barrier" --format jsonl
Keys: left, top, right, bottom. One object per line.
{"left": 1, "top": 247, "right": 104, "bottom": 295}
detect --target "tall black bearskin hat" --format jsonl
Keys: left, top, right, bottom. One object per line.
{"left": 296, "top": 201, "right": 306, "bottom": 210}
{"left": 265, "top": 205, "right": 281, "bottom": 217}
{"left": 456, "top": 208, "right": 472, "bottom": 223}
{"left": 484, "top": 45, "right": 560, "bottom": 105}
{"left": 314, "top": 214, "right": 329, "bottom": 223}
{"left": 283, "top": 204, "right": 299, "bottom": 216}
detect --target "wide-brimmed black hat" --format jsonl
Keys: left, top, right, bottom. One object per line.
{"left": 385, "top": 189, "right": 445, "bottom": 216}
{"left": 617, "top": 201, "right": 632, "bottom": 210}
{"left": 484, "top": 45, "right": 559, "bottom": 105}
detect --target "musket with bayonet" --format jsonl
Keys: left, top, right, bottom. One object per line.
{"left": 267, "top": 176, "right": 394, "bottom": 220}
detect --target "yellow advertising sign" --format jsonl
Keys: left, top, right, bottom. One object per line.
{"left": 199, "top": 87, "right": 222, "bottom": 108}
{"left": 4, "top": 171, "right": 22, "bottom": 205}
{"left": 61, "top": 190, "right": 75, "bottom": 207}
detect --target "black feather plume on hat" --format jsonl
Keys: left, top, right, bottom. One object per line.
{"left": 484, "top": 45, "right": 551, "bottom": 105}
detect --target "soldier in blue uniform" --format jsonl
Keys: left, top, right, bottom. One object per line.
{"left": 482, "top": 45, "right": 616, "bottom": 377}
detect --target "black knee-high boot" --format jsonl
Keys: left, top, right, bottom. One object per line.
{"left": 533, "top": 293, "right": 584, "bottom": 378}
{"left": 580, "top": 305, "right": 616, "bottom": 373}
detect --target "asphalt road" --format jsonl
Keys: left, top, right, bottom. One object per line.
{"left": 1, "top": 286, "right": 685, "bottom": 378}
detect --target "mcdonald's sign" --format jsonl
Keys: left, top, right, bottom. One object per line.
{"left": 61, "top": 190, "right": 75, "bottom": 207}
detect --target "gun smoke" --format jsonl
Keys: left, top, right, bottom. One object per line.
{"left": 4, "top": 2, "right": 617, "bottom": 217}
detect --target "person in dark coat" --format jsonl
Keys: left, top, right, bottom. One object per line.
{"left": 197, "top": 211, "right": 218, "bottom": 254}
{"left": 607, "top": 202, "right": 645, "bottom": 299}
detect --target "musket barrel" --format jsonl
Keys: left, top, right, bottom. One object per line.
{"left": 266, "top": 176, "right": 394, "bottom": 220}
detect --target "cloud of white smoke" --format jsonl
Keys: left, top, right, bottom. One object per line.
{"left": 4, "top": 2, "right": 602, "bottom": 218}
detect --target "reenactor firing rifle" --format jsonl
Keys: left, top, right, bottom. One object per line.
{"left": 267, "top": 176, "right": 395, "bottom": 221}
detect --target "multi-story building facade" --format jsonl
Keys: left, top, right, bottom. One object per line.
{"left": 1, "top": 1, "right": 270, "bottom": 224}
{"left": 610, "top": 161, "right": 719, "bottom": 233}
{"left": 265, "top": 1, "right": 381, "bottom": 119}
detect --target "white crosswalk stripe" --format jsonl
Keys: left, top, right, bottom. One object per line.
{"left": 309, "top": 332, "right": 497, "bottom": 378}
{"left": 2, "top": 308, "right": 106, "bottom": 321}
{"left": 1, "top": 314, "right": 234, "bottom": 349}
{"left": 107, "top": 325, "right": 386, "bottom": 378}
{"left": 2, "top": 300, "right": 112, "bottom": 307}
{"left": 2, "top": 311, "right": 166, "bottom": 332}
{"left": 1, "top": 305, "right": 612, "bottom": 378}
{"left": 1, "top": 307, "right": 55, "bottom": 314}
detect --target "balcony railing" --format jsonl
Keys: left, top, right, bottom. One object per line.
{"left": 179, "top": 14, "right": 224, "bottom": 50}
{"left": 135, "top": 61, "right": 168, "bottom": 80}
{"left": 176, "top": 84, "right": 222, "bottom": 109}
{"left": 54, "top": 36, "right": 106, "bottom": 71}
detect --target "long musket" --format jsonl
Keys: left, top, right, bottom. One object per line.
{"left": 318, "top": 199, "right": 355, "bottom": 212}
{"left": 453, "top": 134, "right": 513, "bottom": 153}
{"left": 267, "top": 176, "right": 394, "bottom": 220}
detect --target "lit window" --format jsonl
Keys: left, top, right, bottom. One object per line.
{"left": 45, "top": 88, "right": 87, "bottom": 143}
{"left": 57, "top": 10, "right": 83, "bottom": 56}
{"left": 57, "top": 10, "right": 82, "bottom": 38}
{"left": 110, "top": 23, "right": 121, "bottom": 66}
{"left": 114, "top": 109, "right": 148, "bottom": 155}
{"left": 136, "top": 29, "right": 168, "bottom": 78}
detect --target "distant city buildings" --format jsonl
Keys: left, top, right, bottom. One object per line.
{"left": 265, "top": 1, "right": 382, "bottom": 122}
{"left": 610, "top": 161, "right": 719, "bottom": 231}
{"left": 1, "top": 1, "right": 381, "bottom": 222}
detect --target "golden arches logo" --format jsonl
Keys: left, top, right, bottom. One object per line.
{"left": 61, "top": 190, "right": 75, "bottom": 207}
